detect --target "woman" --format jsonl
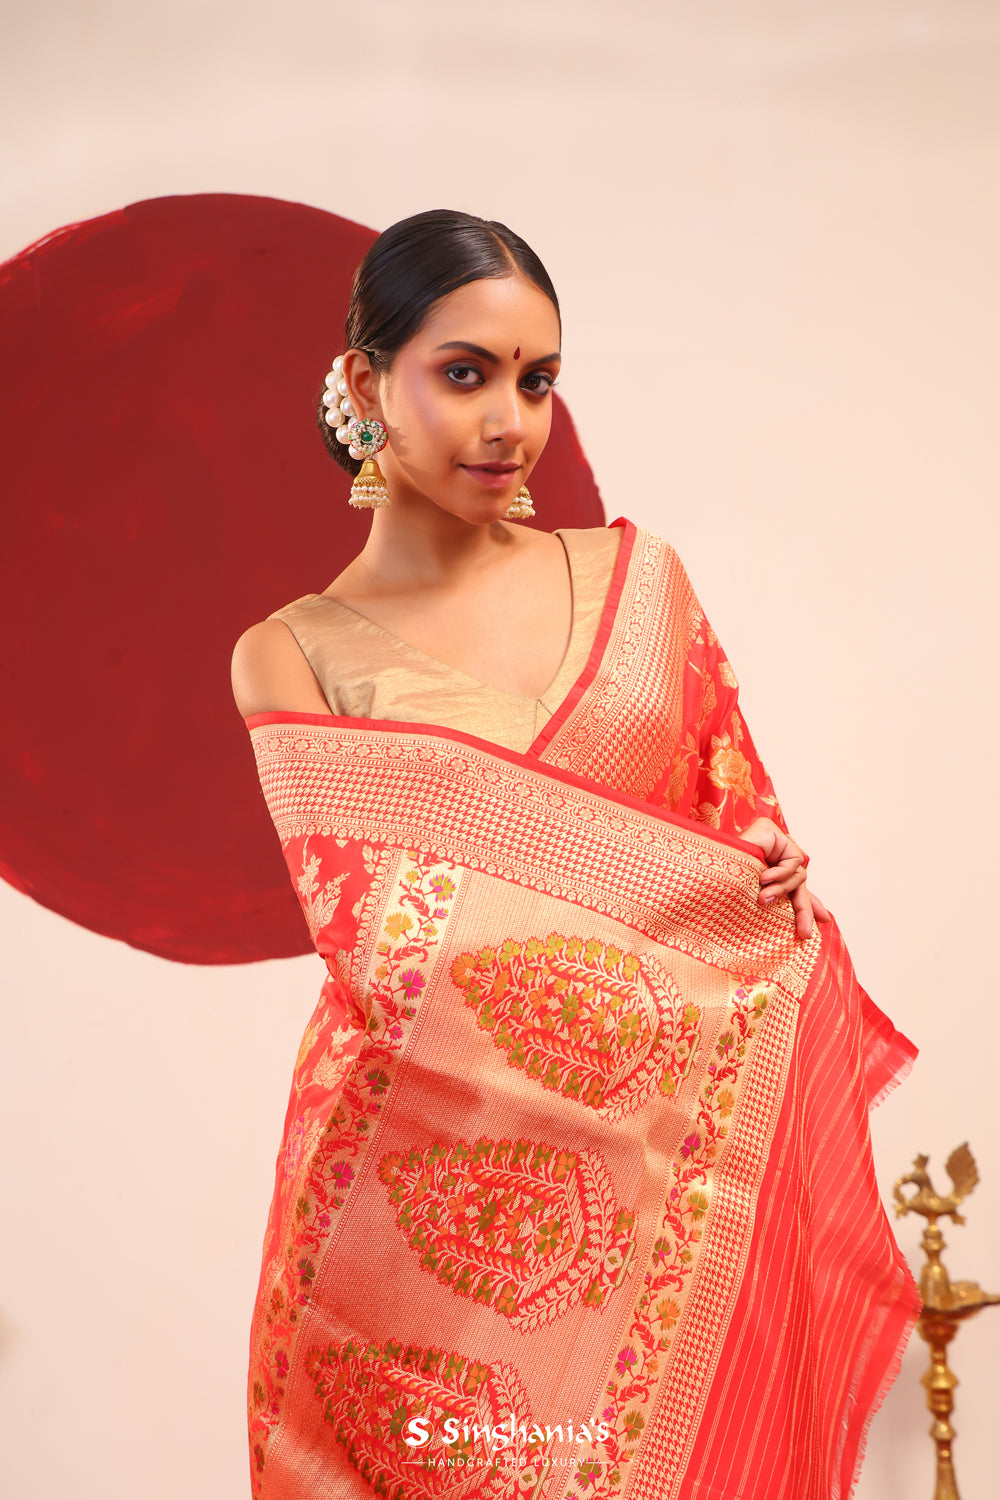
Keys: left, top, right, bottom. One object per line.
{"left": 231, "top": 210, "right": 917, "bottom": 1500}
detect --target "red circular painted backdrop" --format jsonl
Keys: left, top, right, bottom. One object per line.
{"left": 0, "top": 193, "right": 604, "bottom": 963}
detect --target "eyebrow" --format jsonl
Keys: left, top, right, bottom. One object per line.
{"left": 433, "top": 341, "right": 561, "bottom": 365}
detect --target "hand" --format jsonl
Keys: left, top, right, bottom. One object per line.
{"left": 737, "top": 816, "right": 832, "bottom": 941}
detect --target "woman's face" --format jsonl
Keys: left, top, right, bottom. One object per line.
{"left": 346, "top": 273, "right": 562, "bottom": 522}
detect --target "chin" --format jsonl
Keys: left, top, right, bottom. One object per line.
{"left": 434, "top": 492, "right": 516, "bottom": 525}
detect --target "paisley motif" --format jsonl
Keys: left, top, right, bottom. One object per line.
{"left": 450, "top": 933, "right": 701, "bottom": 1120}
{"left": 378, "top": 1136, "right": 636, "bottom": 1332}
{"left": 304, "top": 1336, "right": 546, "bottom": 1498}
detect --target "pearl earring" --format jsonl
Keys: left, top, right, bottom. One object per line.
{"left": 321, "top": 355, "right": 391, "bottom": 509}
{"left": 503, "top": 485, "right": 535, "bottom": 521}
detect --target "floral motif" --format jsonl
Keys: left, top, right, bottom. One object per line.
{"left": 309, "top": 1029, "right": 360, "bottom": 1091}
{"left": 241, "top": 529, "right": 845, "bottom": 1500}
{"left": 378, "top": 1136, "right": 637, "bottom": 1332}
{"left": 450, "top": 934, "right": 701, "bottom": 1121}
{"left": 295, "top": 839, "right": 349, "bottom": 941}
{"left": 699, "top": 670, "right": 717, "bottom": 720}
{"left": 305, "top": 1335, "right": 540, "bottom": 1497}
{"left": 707, "top": 734, "right": 755, "bottom": 803}
{"left": 295, "top": 1020, "right": 319, "bottom": 1074}
{"left": 247, "top": 849, "right": 461, "bottom": 1496}
{"left": 659, "top": 605, "right": 790, "bottom": 837}
{"left": 284, "top": 1116, "right": 306, "bottom": 1172}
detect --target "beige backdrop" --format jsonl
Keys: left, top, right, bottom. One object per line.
{"left": 2, "top": 2, "right": 998, "bottom": 1496}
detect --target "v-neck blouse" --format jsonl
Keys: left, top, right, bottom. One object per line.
{"left": 266, "top": 527, "right": 622, "bottom": 754}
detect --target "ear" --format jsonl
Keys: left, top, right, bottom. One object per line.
{"left": 341, "top": 349, "right": 381, "bottom": 419}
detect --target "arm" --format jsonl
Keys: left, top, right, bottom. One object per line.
{"left": 231, "top": 618, "right": 333, "bottom": 719}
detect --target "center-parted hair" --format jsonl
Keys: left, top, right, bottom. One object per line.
{"left": 317, "top": 209, "right": 561, "bottom": 476}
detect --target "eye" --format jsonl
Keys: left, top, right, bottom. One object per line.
{"left": 520, "top": 371, "right": 558, "bottom": 396}
{"left": 445, "top": 364, "right": 484, "bottom": 387}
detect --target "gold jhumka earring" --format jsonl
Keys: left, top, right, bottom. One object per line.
{"left": 345, "top": 419, "right": 390, "bottom": 509}
{"left": 322, "top": 354, "right": 391, "bottom": 509}
{"left": 503, "top": 485, "right": 535, "bottom": 520}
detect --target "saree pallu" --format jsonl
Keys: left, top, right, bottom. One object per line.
{"left": 244, "top": 521, "right": 918, "bottom": 1500}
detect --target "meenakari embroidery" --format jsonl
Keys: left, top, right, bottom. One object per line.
{"left": 379, "top": 1136, "right": 637, "bottom": 1331}
{"left": 239, "top": 525, "right": 916, "bottom": 1500}
{"left": 247, "top": 848, "right": 462, "bottom": 1494}
{"left": 305, "top": 1336, "right": 545, "bottom": 1498}
{"left": 450, "top": 934, "right": 700, "bottom": 1120}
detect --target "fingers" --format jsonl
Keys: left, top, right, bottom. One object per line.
{"left": 758, "top": 862, "right": 808, "bottom": 904}
{"left": 810, "top": 891, "right": 832, "bottom": 923}
{"left": 741, "top": 819, "right": 828, "bottom": 939}
{"left": 759, "top": 859, "right": 806, "bottom": 891}
{"left": 759, "top": 884, "right": 831, "bottom": 941}
{"left": 752, "top": 828, "right": 807, "bottom": 883}
{"left": 738, "top": 817, "right": 788, "bottom": 866}
{"left": 789, "top": 881, "right": 814, "bottom": 940}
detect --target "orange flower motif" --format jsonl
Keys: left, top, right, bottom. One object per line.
{"left": 656, "top": 1296, "right": 680, "bottom": 1331}
{"left": 707, "top": 736, "right": 755, "bottom": 802}
{"left": 450, "top": 953, "right": 479, "bottom": 987}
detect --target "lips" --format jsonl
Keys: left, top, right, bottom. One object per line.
{"left": 461, "top": 462, "right": 520, "bottom": 489}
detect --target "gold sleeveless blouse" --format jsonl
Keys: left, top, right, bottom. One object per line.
{"left": 265, "top": 527, "right": 622, "bottom": 754}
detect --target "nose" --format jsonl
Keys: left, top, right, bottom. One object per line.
{"left": 482, "top": 381, "right": 525, "bottom": 446}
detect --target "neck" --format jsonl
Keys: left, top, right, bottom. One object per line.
{"left": 358, "top": 499, "right": 521, "bottom": 590}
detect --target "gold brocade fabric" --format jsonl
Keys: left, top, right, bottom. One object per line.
{"left": 242, "top": 520, "right": 920, "bottom": 1500}
{"left": 265, "top": 527, "right": 621, "bottom": 753}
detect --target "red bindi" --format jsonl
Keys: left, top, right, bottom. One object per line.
{"left": 513, "top": 346, "right": 520, "bottom": 360}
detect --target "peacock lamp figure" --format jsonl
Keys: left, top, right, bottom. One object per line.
{"left": 893, "top": 1144, "right": 999, "bottom": 1500}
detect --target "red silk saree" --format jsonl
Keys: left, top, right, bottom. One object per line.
{"left": 243, "top": 519, "right": 918, "bottom": 1500}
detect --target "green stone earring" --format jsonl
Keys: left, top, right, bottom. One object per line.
{"left": 347, "top": 417, "right": 390, "bottom": 509}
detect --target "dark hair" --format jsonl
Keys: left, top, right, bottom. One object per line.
{"left": 316, "top": 209, "right": 561, "bottom": 476}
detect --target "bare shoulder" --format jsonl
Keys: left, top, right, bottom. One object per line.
{"left": 230, "top": 617, "right": 331, "bottom": 719}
